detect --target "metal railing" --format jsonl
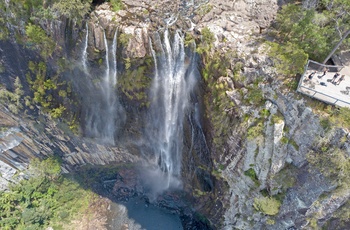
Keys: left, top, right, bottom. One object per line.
{"left": 297, "top": 60, "right": 350, "bottom": 107}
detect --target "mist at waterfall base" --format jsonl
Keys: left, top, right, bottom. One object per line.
{"left": 74, "top": 27, "right": 205, "bottom": 229}
{"left": 76, "top": 26, "right": 199, "bottom": 195}
{"left": 139, "top": 30, "right": 200, "bottom": 197}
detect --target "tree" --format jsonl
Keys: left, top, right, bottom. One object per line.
{"left": 25, "top": 23, "right": 56, "bottom": 59}
{"left": 31, "top": 157, "right": 61, "bottom": 179}
{"left": 266, "top": 41, "right": 308, "bottom": 76}
{"left": 273, "top": 2, "right": 350, "bottom": 62}
{"left": 52, "top": 0, "right": 92, "bottom": 22}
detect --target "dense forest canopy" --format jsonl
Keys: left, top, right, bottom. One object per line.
{"left": 268, "top": 0, "right": 350, "bottom": 76}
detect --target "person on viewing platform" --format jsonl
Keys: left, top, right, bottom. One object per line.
{"left": 331, "top": 72, "right": 340, "bottom": 84}
{"left": 318, "top": 67, "right": 328, "bottom": 78}
{"left": 308, "top": 71, "right": 316, "bottom": 80}
{"left": 336, "top": 75, "right": 345, "bottom": 85}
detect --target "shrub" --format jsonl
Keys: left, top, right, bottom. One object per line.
{"left": 271, "top": 113, "right": 284, "bottom": 124}
{"left": 109, "top": 0, "right": 123, "bottom": 12}
{"left": 244, "top": 168, "right": 258, "bottom": 180}
{"left": 260, "top": 108, "right": 270, "bottom": 118}
{"left": 50, "top": 105, "right": 66, "bottom": 119}
{"left": 266, "top": 41, "right": 308, "bottom": 77}
{"left": 307, "top": 147, "right": 350, "bottom": 189}
{"left": 331, "top": 107, "right": 350, "bottom": 129}
{"left": 119, "top": 33, "right": 132, "bottom": 46}
{"left": 247, "top": 120, "right": 265, "bottom": 140}
{"left": 246, "top": 87, "right": 264, "bottom": 105}
{"left": 244, "top": 168, "right": 260, "bottom": 186}
{"left": 196, "top": 27, "right": 215, "bottom": 54}
{"left": 253, "top": 197, "right": 281, "bottom": 216}
{"left": 266, "top": 218, "right": 275, "bottom": 225}
{"left": 25, "top": 24, "right": 55, "bottom": 59}
{"left": 52, "top": 0, "right": 91, "bottom": 22}
{"left": 320, "top": 118, "right": 332, "bottom": 131}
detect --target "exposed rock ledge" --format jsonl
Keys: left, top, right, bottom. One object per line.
{"left": 83, "top": 0, "right": 279, "bottom": 61}
{"left": 0, "top": 106, "right": 139, "bottom": 191}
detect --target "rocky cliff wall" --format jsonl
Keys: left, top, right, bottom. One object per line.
{"left": 0, "top": 105, "right": 138, "bottom": 190}
{"left": 1, "top": 0, "right": 350, "bottom": 229}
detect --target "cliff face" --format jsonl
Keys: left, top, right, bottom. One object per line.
{"left": 1, "top": 0, "right": 350, "bottom": 229}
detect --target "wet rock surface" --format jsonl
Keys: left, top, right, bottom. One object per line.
{"left": 1, "top": 0, "right": 350, "bottom": 229}
{"left": 71, "top": 165, "right": 213, "bottom": 229}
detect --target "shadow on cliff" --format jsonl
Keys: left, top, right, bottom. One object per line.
{"left": 67, "top": 162, "right": 214, "bottom": 230}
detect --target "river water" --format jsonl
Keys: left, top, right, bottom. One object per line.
{"left": 107, "top": 197, "right": 183, "bottom": 230}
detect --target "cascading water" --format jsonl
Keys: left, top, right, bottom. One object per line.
{"left": 82, "top": 23, "right": 89, "bottom": 73}
{"left": 143, "top": 29, "right": 198, "bottom": 194}
{"left": 112, "top": 30, "right": 118, "bottom": 85}
{"left": 81, "top": 29, "right": 122, "bottom": 144}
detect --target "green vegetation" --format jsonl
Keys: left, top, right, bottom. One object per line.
{"left": 314, "top": 106, "right": 350, "bottom": 135}
{"left": 247, "top": 119, "right": 265, "bottom": 140}
{"left": 196, "top": 27, "right": 216, "bottom": 55}
{"left": 289, "top": 138, "right": 299, "bottom": 151}
{"left": 0, "top": 157, "right": 95, "bottom": 229}
{"left": 202, "top": 53, "right": 237, "bottom": 147}
{"left": 2, "top": 0, "right": 91, "bottom": 23}
{"left": 268, "top": 0, "right": 350, "bottom": 81}
{"left": 266, "top": 218, "right": 275, "bottom": 225}
{"left": 108, "top": 0, "right": 123, "bottom": 12}
{"left": 307, "top": 146, "right": 350, "bottom": 194}
{"left": 184, "top": 32, "right": 195, "bottom": 47}
{"left": 198, "top": 28, "right": 238, "bottom": 148}
{"left": 306, "top": 133, "right": 350, "bottom": 228}
{"left": 117, "top": 57, "right": 153, "bottom": 107}
{"left": 52, "top": 0, "right": 92, "bottom": 22}
{"left": 244, "top": 168, "right": 260, "bottom": 186}
{"left": 266, "top": 41, "right": 308, "bottom": 77}
{"left": 0, "top": 0, "right": 92, "bottom": 50}
{"left": 259, "top": 109, "right": 270, "bottom": 118}
{"left": 245, "top": 87, "right": 264, "bottom": 105}
{"left": 333, "top": 200, "right": 350, "bottom": 223}
{"left": 25, "top": 23, "right": 56, "bottom": 59}
{"left": 119, "top": 33, "right": 132, "bottom": 46}
{"left": 26, "top": 61, "right": 74, "bottom": 120}
{"left": 244, "top": 78, "right": 264, "bottom": 105}
{"left": 0, "top": 77, "right": 24, "bottom": 114}
{"left": 195, "top": 3, "right": 213, "bottom": 17}
{"left": 330, "top": 107, "right": 350, "bottom": 129}
{"left": 270, "top": 113, "right": 284, "bottom": 125}
{"left": 273, "top": 163, "right": 297, "bottom": 192}
{"left": 193, "top": 189, "right": 206, "bottom": 197}
{"left": 253, "top": 196, "right": 281, "bottom": 216}
{"left": 0, "top": 15, "right": 9, "bottom": 40}
{"left": 273, "top": 2, "right": 350, "bottom": 61}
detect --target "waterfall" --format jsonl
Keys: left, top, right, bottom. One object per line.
{"left": 112, "top": 29, "right": 118, "bottom": 85}
{"left": 82, "top": 29, "right": 123, "bottom": 145}
{"left": 103, "top": 32, "right": 110, "bottom": 82}
{"left": 144, "top": 30, "right": 197, "bottom": 193}
{"left": 82, "top": 23, "right": 89, "bottom": 73}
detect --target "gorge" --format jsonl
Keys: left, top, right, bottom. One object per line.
{"left": 1, "top": 0, "right": 350, "bottom": 229}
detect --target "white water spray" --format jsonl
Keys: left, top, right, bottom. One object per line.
{"left": 145, "top": 29, "right": 197, "bottom": 192}
{"left": 82, "top": 23, "right": 89, "bottom": 73}
{"left": 112, "top": 29, "right": 118, "bottom": 85}
{"left": 82, "top": 29, "right": 122, "bottom": 144}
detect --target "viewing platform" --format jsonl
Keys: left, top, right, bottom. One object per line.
{"left": 297, "top": 60, "right": 350, "bottom": 108}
